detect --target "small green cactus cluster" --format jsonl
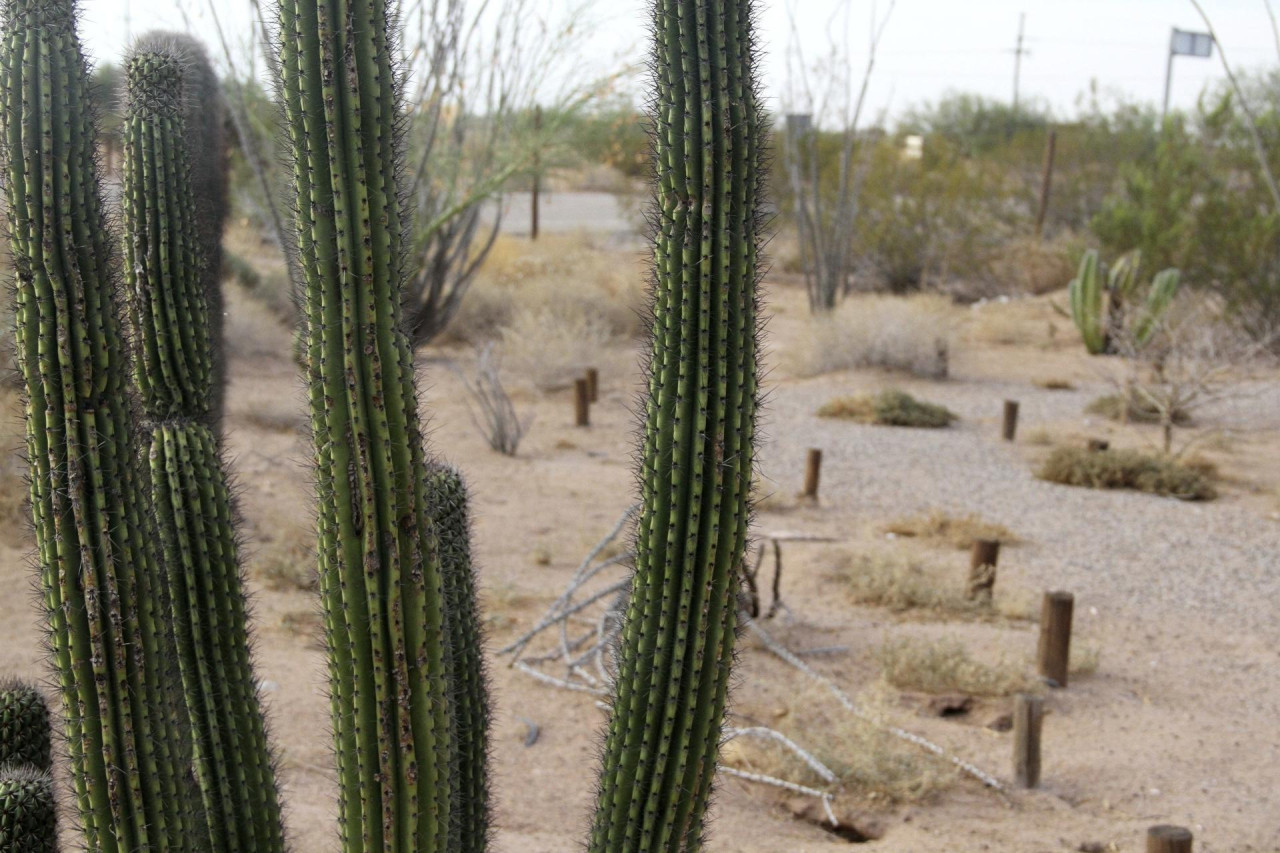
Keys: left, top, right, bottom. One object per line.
{"left": 1069, "top": 249, "right": 1181, "bottom": 355}
{"left": 0, "top": 766, "right": 58, "bottom": 852}
{"left": 0, "top": 681, "right": 51, "bottom": 771}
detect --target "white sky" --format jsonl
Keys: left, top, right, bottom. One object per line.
{"left": 78, "top": 0, "right": 1280, "bottom": 123}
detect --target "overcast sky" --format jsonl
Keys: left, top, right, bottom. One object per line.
{"left": 77, "top": 0, "right": 1280, "bottom": 123}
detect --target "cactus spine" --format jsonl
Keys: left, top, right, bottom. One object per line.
{"left": 120, "top": 41, "right": 285, "bottom": 852}
{"left": 277, "top": 0, "right": 456, "bottom": 848}
{"left": 0, "top": 767, "right": 58, "bottom": 852}
{"left": 0, "top": 0, "right": 199, "bottom": 848}
{"left": 425, "top": 463, "right": 490, "bottom": 852}
{"left": 0, "top": 681, "right": 51, "bottom": 772}
{"left": 589, "top": 0, "right": 763, "bottom": 849}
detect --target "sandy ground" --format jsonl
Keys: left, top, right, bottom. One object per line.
{"left": 2, "top": 259, "right": 1279, "bottom": 852}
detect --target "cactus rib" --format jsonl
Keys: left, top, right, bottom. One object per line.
{"left": 588, "top": 0, "right": 764, "bottom": 850}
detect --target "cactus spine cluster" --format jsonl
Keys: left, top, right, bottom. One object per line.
{"left": 0, "top": 767, "right": 58, "bottom": 852}
{"left": 0, "top": 0, "right": 201, "bottom": 848}
{"left": 1069, "top": 249, "right": 1181, "bottom": 355}
{"left": 425, "top": 463, "right": 490, "bottom": 852}
{"left": 0, "top": 681, "right": 51, "bottom": 771}
{"left": 120, "top": 39, "right": 285, "bottom": 852}
{"left": 589, "top": 0, "right": 763, "bottom": 849}
{"left": 277, "top": 0, "right": 461, "bottom": 847}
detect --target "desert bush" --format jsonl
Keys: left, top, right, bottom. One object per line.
{"left": 792, "top": 295, "right": 952, "bottom": 378}
{"left": 818, "top": 390, "right": 956, "bottom": 428}
{"left": 1085, "top": 392, "right": 1188, "bottom": 425}
{"left": 839, "top": 553, "right": 979, "bottom": 615}
{"left": 501, "top": 308, "right": 616, "bottom": 392}
{"left": 1037, "top": 446, "right": 1216, "bottom": 500}
{"left": 883, "top": 510, "right": 1016, "bottom": 549}
{"left": 454, "top": 344, "right": 530, "bottom": 455}
{"left": 877, "top": 637, "right": 1031, "bottom": 696}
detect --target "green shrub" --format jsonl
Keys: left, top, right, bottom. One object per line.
{"left": 819, "top": 389, "right": 957, "bottom": 428}
{"left": 1037, "top": 446, "right": 1215, "bottom": 500}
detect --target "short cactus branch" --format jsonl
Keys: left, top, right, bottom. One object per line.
{"left": 122, "top": 39, "right": 286, "bottom": 851}
{"left": 588, "top": 0, "right": 766, "bottom": 850}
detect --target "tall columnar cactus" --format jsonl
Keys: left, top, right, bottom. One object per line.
{"left": 424, "top": 463, "right": 490, "bottom": 852}
{"left": 0, "top": 681, "right": 51, "bottom": 771}
{"left": 120, "top": 41, "right": 285, "bottom": 852}
{"left": 1069, "top": 249, "right": 1181, "bottom": 355}
{"left": 277, "top": 0, "right": 456, "bottom": 848}
{"left": 589, "top": 0, "right": 763, "bottom": 849}
{"left": 0, "top": 767, "right": 58, "bottom": 852}
{"left": 0, "top": 1, "right": 200, "bottom": 849}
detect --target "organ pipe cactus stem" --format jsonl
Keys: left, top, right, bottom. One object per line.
{"left": 588, "top": 0, "right": 765, "bottom": 850}
{"left": 0, "top": 681, "right": 51, "bottom": 772}
{"left": 121, "top": 39, "right": 286, "bottom": 852}
{"left": 0, "top": 0, "right": 201, "bottom": 848}
{"left": 277, "top": 0, "right": 456, "bottom": 848}
{"left": 0, "top": 767, "right": 58, "bottom": 852}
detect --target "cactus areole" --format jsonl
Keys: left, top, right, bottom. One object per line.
{"left": 589, "top": 0, "right": 765, "bottom": 850}
{"left": 277, "top": 0, "right": 457, "bottom": 848}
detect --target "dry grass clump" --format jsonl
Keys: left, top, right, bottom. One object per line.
{"left": 883, "top": 510, "right": 1016, "bottom": 549}
{"left": 877, "top": 637, "right": 1032, "bottom": 696}
{"left": 839, "top": 553, "right": 980, "bottom": 616}
{"left": 1034, "top": 377, "right": 1075, "bottom": 391}
{"left": 818, "top": 389, "right": 956, "bottom": 428}
{"left": 790, "top": 295, "right": 952, "bottom": 379}
{"left": 1037, "top": 446, "right": 1216, "bottom": 501}
{"left": 989, "top": 235, "right": 1077, "bottom": 296}
{"left": 500, "top": 308, "right": 615, "bottom": 391}
{"left": 1085, "top": 393, "right": 1190, "bottom": 426}
{"left": 251, "top": 530, "right": 317, "bottom": 592}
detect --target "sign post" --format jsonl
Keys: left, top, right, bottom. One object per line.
{"left": 1163, "top": 28, "right": 1214, "bottom": 121}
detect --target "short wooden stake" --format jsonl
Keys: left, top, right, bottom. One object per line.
{"left": 1034, "top": 129, "right": 1058, "bottom": 239}
{"left": 967, "top": 539, "right": 1000, "bottom": 602}
{"left": 574, "top": 378, "right": 590, "bottom": 427}
{"left": 1002, "top": 399, "right": 1020, "bottom": 442}
{"left": 1037, "top": 591, "right": 1074, "bottom": 687}
{"left": 1147, "top": 825, "right": 1193, "bottom": 853}
{"left": 585, "top": 367, "right": 599, "bottom": 403}
{"left": 1012, "top": 693, "right": 1044, "bottom": 788}
{"left": 802, "top": 449, "right": 822, "bottom": 499}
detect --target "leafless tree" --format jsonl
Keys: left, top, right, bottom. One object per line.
{"left": 783, "top": 0, "right": 895, "bottom": 312}
{"left": 452, "top": 343, "right": 531, "bottom": 456}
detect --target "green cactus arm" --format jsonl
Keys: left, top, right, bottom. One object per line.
{"left": 1134, "top": 267, "right": 1181, "bottom": 346}
{"left": 1069, "top": 249, "right": 1107, "bottom": 355}
{"left": 0, "top": 1, "right": 201, "bottom": 849}
{"left": 1108, "top": 248, "right": 1142, "bottom": 298}
{"left": 589, "top": 0, "right": 763, "bottom": 850}
{"left": 277, "top": 0, "right": 455, "bottom": 848}
{"left": 0, "top": 768, "right": 58, "bottom": 852}
{"left": 120, "top": 40, "right": 286, "bottom": 852}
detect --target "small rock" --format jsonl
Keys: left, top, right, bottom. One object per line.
{"left": 923, "top": 693, "right": 973, "bottom": 718}
{"left": 987, "top": 712, "right": 1014, "bottom": 732}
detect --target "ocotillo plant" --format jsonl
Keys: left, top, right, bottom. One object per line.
{"left": 589, "top": 0, "right": 764, "bottom": 849}
{"left": 120, "top": 40, "right": 285, "bottom": 852}
{"left": 0, "top": 680, "right": 51, "bottom": 771}
{"left": 1069, "top": 249, "right": 1181, "bottom": 355}
{"left": 277, "top": 0, "right": 457, "bottom": 848}
{"left": 425, "top": 463, "right": 490, "bottom": 852}
{"left": 0, "top": 766, "right": 58, "bottom": 852}
{"left": 0, "top": 0, "right": 199, "bottom": 848}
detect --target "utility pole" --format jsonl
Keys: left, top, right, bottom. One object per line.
{"left": 531, "top": 105, "right": 542, "bottom": 241}
{"left": 1012, "top": 13, "right": 1029, "bottom": 111}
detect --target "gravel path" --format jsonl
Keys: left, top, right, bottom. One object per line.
{"left": 756, "top": 377, "right": 1280, "bottom": 639}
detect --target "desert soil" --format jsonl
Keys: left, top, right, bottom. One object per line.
{"left": 1, "top": 256, "right": 1278, "bottom": 852}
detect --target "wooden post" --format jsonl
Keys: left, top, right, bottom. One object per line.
{"left": 1034, "top": 129, "right": 1058, "bottom": 239}
{"left": 574, "top": 378, "right": 590, "bottom": 427}
{"left": 802, "top": 449, "right": 822, "bottom": 500}
{"left": 1037, "top": 591, "right": 1074, "bottom": 687}
{"left": 1002, "top": 400, "right": 1020, "bottom": 442}
{"left": 1147, "top": 826, "right": 1193, "bottom": 853}
{"left": 585, "top": 367, "right": 599, "bottom": 403}
{"left": 967, "top": 539, "right": 1000, "bottom": 602}
{"left": 531, "top": 106, "right": 542, "bottom": 241}
{"left": 1012, "top": 693, "right": 1044, "bottom": 788}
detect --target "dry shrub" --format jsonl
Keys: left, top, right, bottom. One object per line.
{"left": 448, "top": 232, "right": 647, "bottom": 348}
{"left": 988, "top": 235, "right": 1076, "bottom": 296}
{"left": 251, "top": 530, "right": 316, "bottom": 592}
{"left": 965, "top": 297, "right": 1067, "bottom": 348}
{"left": 877, "top": 637, "right": 1032, "bottom": 696}
{"left": 818, "top": 389, "right": 956, "bottom": 428}
{"left": 501, "top": 308, "right": 615, "bottom": 391}
{"left": 1037, "top": 446, "right": 1216, "bottom": 501}
{"left": 883, "top": 510, "right": 1016, "bottom": 549}
{"left": 1085, "top": 393, "right": 1190, "bottom": 425}
{"left": 790, "top": 295, "right": 952, "bottom": 379}
{"left": 839, "top": 553, "right": 978, "bottom": 615}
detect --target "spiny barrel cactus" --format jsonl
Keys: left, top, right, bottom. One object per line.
{"left": 0, "top": 767, "right": 57, "bottom": 852}
{"left": 589, "top": 0, "right": 764, "bottom": 849}
{"left": 1069, "top": 249, "right": 1181, "bottom": 355}
{"left": 0, "top": 0, "right": 199, "bottom": 848}
{"left": 277, "top": 0, "right": 456, "bottom": 847}
{"left": 0, "top": 681, "right": 51, "bottom": 771}
{"left": 121, "top": 40, "right": 285, "bottom": 852}
{"left": 425, "top": 463, "right": 490, "bottom": 852}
